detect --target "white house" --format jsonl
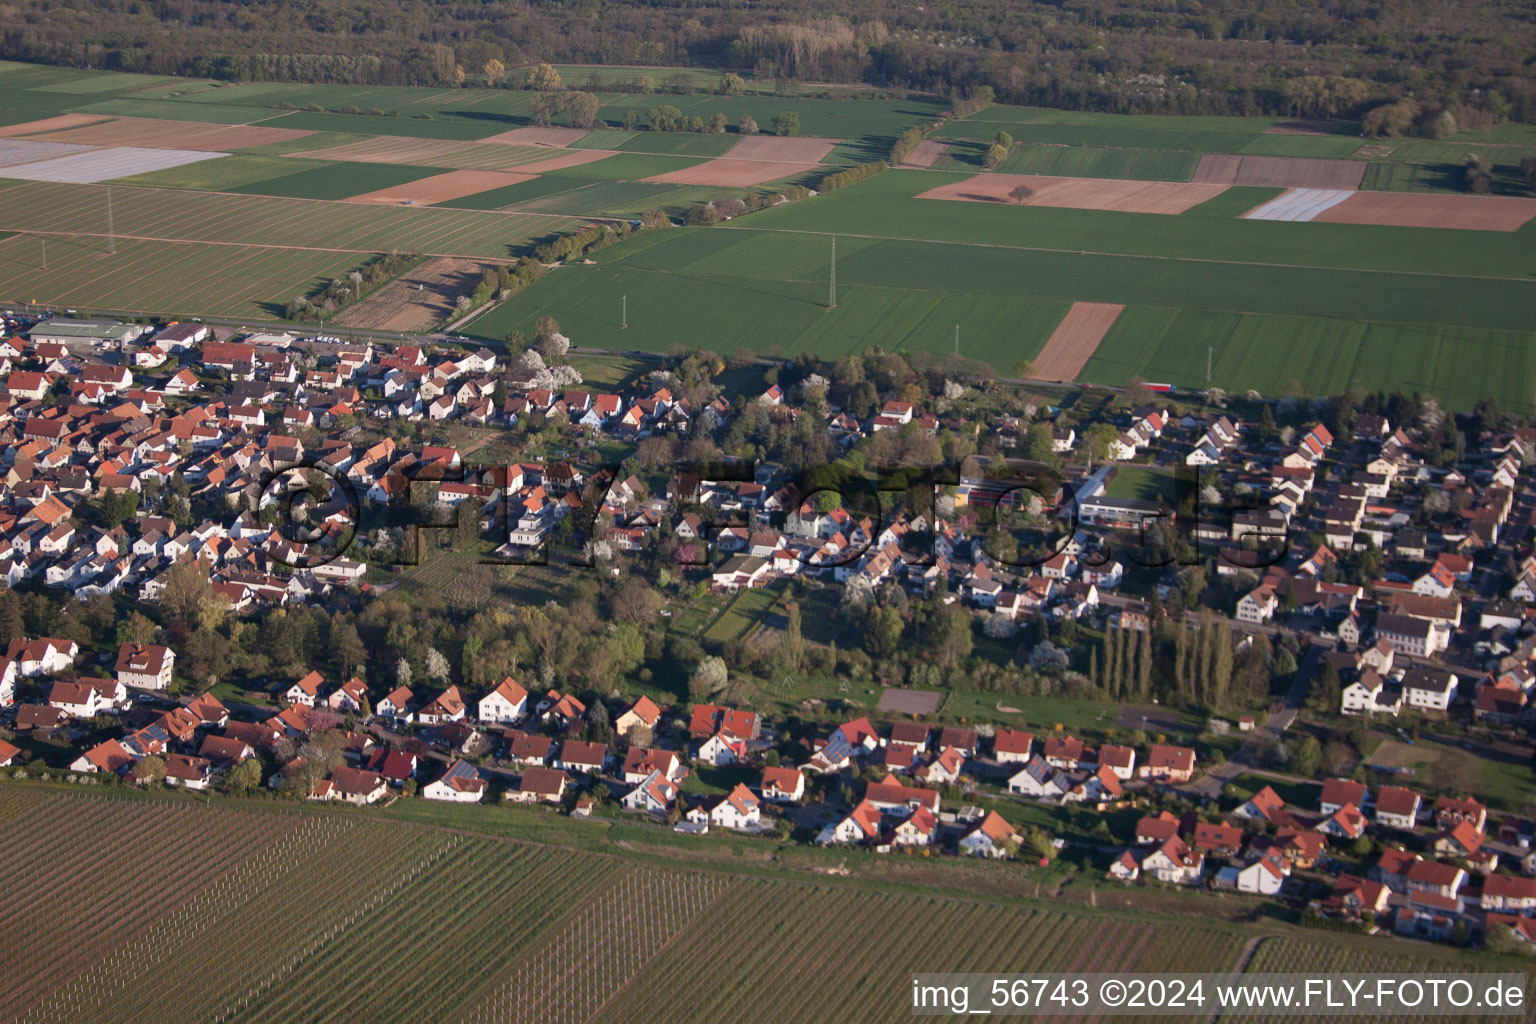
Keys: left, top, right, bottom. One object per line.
{"left": 1236, "top": 855, "right": 1288, "bottom": 895}
{"left": 1142, "top": 836, "right": 1204, "bottom": 885}
{"left": 423, "top": 759, "right": 487, "bottom": 803}
{"left": 1007, "top": 756, "right": 1070, "bottom": 801}
{"left": 760, "top": 766, "right": 806, "bottom": 803}
{"left": 284, "top": 670, "right": 322, "bottom": 707}
{"left": 477, "top": 676, "right": 528, "bottom": 725}
{"left": 114, "top": 642, "right": 175, "bottom": 690}
{"left": 958, "top": 811, "right": 1018, "bottom": 859}
{"left": 622, "top": 770, "right": 678, "bottom": 814}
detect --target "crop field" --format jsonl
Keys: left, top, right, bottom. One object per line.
{"left": 109, "top": 153, "right": 343, "bottom": 191}
{"left": 468, "top": 226, "right": 1074, "bottom": 366}
{"left": 1077, "top": 306, "right": 1536, "bottom": 410}
{"left": 739, "top": 171, "right": 1536, "bottom": 281}
{"left": 0, "top": 234, "right": 362, "bottom": 319}
{"left": 985, "top": 143, "right": 1203, "bottom": 180}
{"left": 225, "top": 160, "right": 448, "bottom": 200}
{"left": 0, "top": 181, "right": 574, "bottom": 257}
{"left": 5, "top": 778, "right": 1520, "bottom": 1023}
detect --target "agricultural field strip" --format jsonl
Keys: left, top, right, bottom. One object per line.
{"left": 16, "top": 814, "right": 458, "bottom": 1024}
{"left": 241, "top": 842, "right": 608, "bottom": 1023}
{"left": 454, "top": 868, "right": 738, "bottom": 1024}
{"left": 711, "top": 222, "right": 1536, "bottom": 288}
{"left": 0, "top": 796, "right": 307, "bottom": 1019}
{"left": 1243, "top": 189, "right": 1355, "bottom": 222}
{"left": 0, "top": 181, "right": 579, "bottom": 257}
{"left": 0, "top": 236, "right": 364, "bottom": 320}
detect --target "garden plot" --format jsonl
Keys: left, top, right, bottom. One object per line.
{"left": 0, "top": 146, "right": 224, "bottom": 183}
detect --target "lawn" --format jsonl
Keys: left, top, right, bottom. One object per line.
{"left": 1104, "top": 465, "right": 1183, "bottom": 504}
{"left": 1226, "top": 772, "right": 1322, "bottom": 809}
{"left": 704, "top": 585, "right": 782, "bottom": 643}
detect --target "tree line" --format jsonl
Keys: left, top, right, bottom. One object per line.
{"left": 6, "top": 1, "right": 1534, "bottom": 123}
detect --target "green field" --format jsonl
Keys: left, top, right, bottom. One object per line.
{"left": 225, "top": 160, "right": 446, "bottom": 200}
{"left": 0, "top": 181, "right": 574, "bottom": 258}
{"left": 1080, "top": 305, "right": 1536, "bottom": 411}
{"left": 742, "top": 171, "right": 1536, "bottom": 281}
{"left": 0, "top": 234, "right": 360, "bottom": 319}
{"left": 468, "top": 227, "right": 1075, "bottom": 365}
{"left": 983, "top": 143, "right": 1203, "bottom": 180}
{"left": 1104, "top": 465, "right": 1183, "bottom": 504}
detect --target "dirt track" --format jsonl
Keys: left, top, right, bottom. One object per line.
{"left": 1033, "top": 302, "right": 1124, "bottom": 380}
{"left": 1192, "top": 154, "right": 1364, "bottom": 190}
{"left": 917, "top": 173, "right": 1228, "bottom": 214}
{"left": 343, "top": 169, "right": 537, "bottom": 205}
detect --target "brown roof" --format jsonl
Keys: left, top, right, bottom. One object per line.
{"left": 520, "top": 766, "right": 569, "bottom": 796}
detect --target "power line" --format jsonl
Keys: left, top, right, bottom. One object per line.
{"left": 828, "top": 236, "right": 836, "bottom": 310}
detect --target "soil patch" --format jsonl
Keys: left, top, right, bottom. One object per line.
{"left": 1312, "top": 191, "right": 1536, "bottom": 232}
{"left": 899, "top": 140, "right": 950, "bottom": 169}
{"left": 1033, "top": 301, "right": 1124, "bottom": 380}
{"left": 343, "top": 168, "right": 538, "bottom": 205}
{"left": 643, "top": 158, "right": 820, "bottom": 187}
{"left": 1192, "top": 153, "right": 1365, "bottom": 190}
{"left": 480, "top": 126, "right": 590, "bottom": 147}
{"left": 0, "top": 114, "right": 114, "bottom": 137}
{"left": 332, "top": 256, "right": 500, "bottom": 332}
{"left": 917, "top": 173, "right": 1228, "bottom": 215}
{"left": 723, "top": 135, "right": 839, "bottom": 163}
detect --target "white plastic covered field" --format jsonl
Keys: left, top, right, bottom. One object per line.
{"left": 1242, "top": 188, "right": 1355, "bottom": 222}
{"left": 0, "top": 146, "right": 224, "bottom": 183}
